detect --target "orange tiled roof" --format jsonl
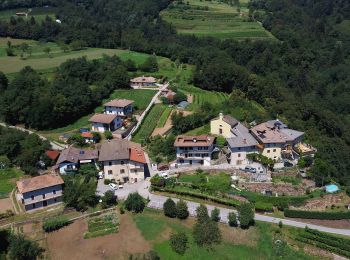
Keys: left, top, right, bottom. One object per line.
{"left": 130, "top": 148, "right": 146, "bottom": 164}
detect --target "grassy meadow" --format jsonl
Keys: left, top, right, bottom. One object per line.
{"left": 133, "top": 208, "right": 316, "bottom": 260}
{"left": 161, "top": 0, "right": 275, "bottom": 40}
{"left": 0, "top": 168, "right": 24, "bottom": 198}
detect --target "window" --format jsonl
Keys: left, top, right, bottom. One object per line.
{"left": 31, "top": 195, "right": 34, "bottom": 200}
{"left": 108, "top": 170, "right": 113, "bottom": 175}
{"left": 121, "top": 161, "right": 125, "bottom": 165}
{"left": 219, "top": 128, "right": 223, "bottom": 134}
{"left": 273, "top": 149, "right": 276, "bottom": 152}
{"left": 32, "top": 203, "right": 36, "bottom": 209}
{"left": 53, "top": 190, "right": 56, "bottom": 195}
{"left": 238, "top": 153, "right": 241, "bottom": 158}
{"left": 267, "top": 150, "right": 270, "bottom": 153}
{"left": 109, "top": 161, "right": 112, "bottom": 166}
{"left": 120, "top": 169, "right": 125, "bottom": 174}
{"left": 42, "top": 194, "right": 45, "bottom": 199}
{"left": 54, "top": 198, "right": 57, "bottom": 202}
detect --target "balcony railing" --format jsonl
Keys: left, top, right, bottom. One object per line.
{"left": 23, "top": 193, "right": 62, "bottom": 205}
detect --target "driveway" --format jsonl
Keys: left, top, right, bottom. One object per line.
{"left": 96, "top": 179, "right": 145, "bottom": 200}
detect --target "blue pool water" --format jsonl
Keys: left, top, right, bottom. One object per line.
{"left": 325, "top": 184, "right": 339, "bottom": 193}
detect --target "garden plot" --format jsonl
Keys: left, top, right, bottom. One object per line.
{"left": 84, "top": 213, "right": 119, "bottom": 239}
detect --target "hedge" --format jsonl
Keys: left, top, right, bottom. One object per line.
{"left": 284, "top": 209, "right": 350, "bottom": 220}
{"left": 43, "top": 216, "right": 70, "bottom": 232}
{"left": 152, "top": 186, "right": 241, "bottom": 208}
{"left": 297, "top": 228, "right": 350, "bottom": 258}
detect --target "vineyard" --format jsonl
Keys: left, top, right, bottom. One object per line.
{"left": 132, "top": 104, "right": 167, "bottom": 143}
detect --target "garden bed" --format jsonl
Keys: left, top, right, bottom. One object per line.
{"left": 84, "top": 213, "right": 119, "bottom": 239}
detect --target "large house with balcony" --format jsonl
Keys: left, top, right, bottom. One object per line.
{"left": 104, "top": 99, "right": 134, "bottom": 117}
{"left": 98, "top": 139, "right": 146, "bottom": 184}
{"left": 174, "top": 135, "right": 215, "bottom": 166}
{"left": 55, "top": 146, "right": 98, "bottom": 174}
{"left": 130, "top": 76, "right": 156, "bottom": 88}
{"left": 250, "top": 120, "right": 304, "bottom": 161}
{"left": 16, "top": 174, "right": 64, "bottom": 211}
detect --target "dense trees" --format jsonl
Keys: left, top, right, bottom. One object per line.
{"left": 124, "top": 193, "right": 146, "bottom": 213}
{"left": 0, "top": 126, "right": 49, "bottom": 175}
{"left": 0, "top": 0, "right": 349, "bottom": 185}
{"left": 238, "top": 203, "right": 255, "bottom": 229}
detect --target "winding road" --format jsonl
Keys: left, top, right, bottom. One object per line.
{"left": 136, "top": 179, "right": 350, "bottom": 237}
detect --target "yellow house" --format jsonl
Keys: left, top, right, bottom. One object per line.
{"left": 210, "top": 113, "right": 238, "bottom": 138}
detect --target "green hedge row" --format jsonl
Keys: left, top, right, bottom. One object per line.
{"left": 43, "top": 216, "right": 70, "bottom": 232}
{"left": 284, "top": 209, "right": 350, "bottom": 220}
{"left": 152, "top": 186, "right": 241, "bottom": 208}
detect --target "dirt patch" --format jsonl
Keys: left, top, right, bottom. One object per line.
{"left": 47, "top": 212, "right": 151, "bottom": 260}
{"left": 295, "top": 192, "right": 350, "bottom": 211}
{"left": 152, "top": 110, "right": 174, "bottom": 137}
{"left": 303, "top": 245, "right": 333, "bottom": 259}
{"left": 220, "top": 224, "right": 259, "bottom": 246}
{"left": 0, "top": 198, "right": 13, "bottom": 213}
{"left": 286, "top": 217, "right": 350, "bottom": 229}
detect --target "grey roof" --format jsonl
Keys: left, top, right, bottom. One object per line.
{"left": 227, "top": 123, "right": 258, "bottom": 148}
{"left": 211, "top": 114, "right": 238, "bottom": 127}
{"left": 56, "top": 146, "right": 98, "bottom": 164}
{"left": 279, "top": 128, "right": 304, "bottom": 142}
{"left": 98, "top": 139, "right": 141, "bottom": 161}
{"left": 177, "top": 101, "right": 189, "bottom": 108}
{"left": 267, "top": 119, "right": 288, "bottom": 129}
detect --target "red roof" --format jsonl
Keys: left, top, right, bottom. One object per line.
{"left": 130, "top": 148, "right": 146, "bottom": 164}
{"left": 81, "top": 132, "right": 93, "bottom": 138}
{"left": 45, "top": 150, "right": 60, "bottom": 161}
{"left": 17, "top": 174, "right": 64, "bottom": 193}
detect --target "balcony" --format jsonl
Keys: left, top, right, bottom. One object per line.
{"left": 23, "top": 192, "right": 62, "bottom": 206}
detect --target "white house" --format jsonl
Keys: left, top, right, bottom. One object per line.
{"left": 174, "top": 135, "right": 215, "bottom": 166}
{"left": 16, "top": 174, "right": 64, "bottom": 211}
{"left": 130, "top": 76, "right": 156, "bottom": 88}
{"left": 103, "top": 99, "right": 134, "bottom": 116}
{"left": 227, "top": 122, "right": 258, "bottom": 167}
{"left": 89, "top": 114, "right": 122, "bottom": 133}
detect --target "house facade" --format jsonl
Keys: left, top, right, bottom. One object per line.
{"left": 174, "top": 135, "right": 215, "bottom": 166}
{"left": 210, "top": 113, "right": 238, "bottom": 138}
{"left": 250, "top": 120, "right": 304, "bottom": 161}
{"left": 16, "top": 174, "right": 64, "bottom": 211}
{"left": 99, "top": 139, "right": 146, "bottom": 183}
{"left": 130, "top": 76, "right": 156, "bottom": 88}
{"left": 104, "top": 99, "right": 134, "bottom": 117}
{"left": 226, "top": 122, "right": 259, "bottom": 167}
{"left": 89, "top": 114, "right": 122, "bottom": 133}
{"left": 55, "top": 146, "right": 98, "bottom": 174}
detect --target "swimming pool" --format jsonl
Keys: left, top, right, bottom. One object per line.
{"left": 325, "top": 184, "right": 339, "bottom": 193}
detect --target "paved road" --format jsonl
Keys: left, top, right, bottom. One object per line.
{"left": 136, "top": 179, "right": 350, "bottom": 237}
{"left": 0, "top": 122, "right": 67, "bottom": 150}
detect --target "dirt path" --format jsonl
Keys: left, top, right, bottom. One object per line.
{"left": 151, "top": 111, "right": 174, "bottom": 137}
{"left": 47, "top": 212, "right": 150, "bottom": 260}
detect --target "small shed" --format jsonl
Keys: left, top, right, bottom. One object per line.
{"left": 177, "top": 101, "right": 189, "bottom": 109}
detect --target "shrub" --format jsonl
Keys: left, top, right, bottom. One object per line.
{"left": 43, "top": 216, "right": 70, "bottom": 232}
{"left": 228, "top": 212, "right": 238, "bottom": 227}
{"left": 163, "top": 198, "right": 177, "bottom": 218}
{"left": 193, "top": 216, "right": 221, "bottom": 247}
{"left": 284, "top": 209, "right": 350, "bottom": 220}
{"left": 101, "top": 190, "right": 117, "bottom": 209}
{"left": 211, "top": 208, "right": 220, "bottom": 222}
{"left": 196, "top": 204, "right": 209, "bottom": 222}
{"left": 120, "top": 206, "right": 125, "bottom": 214}
{"left": 176, "top": 199, "right": 189, "bottom": 219}
{"left": 170, "top": 232, "right": 188, "bottom": 255}
{"left": 239, "top": 203, "right": 255, "bottom": 229}
{"left": 124, "top": 193, "right": 145, "bottom": 213}
{"left": 278, "top": 221, "right": 283, "bottom": 228}
{"left": 104, "top": 131, "right": 113, "bottom": 140}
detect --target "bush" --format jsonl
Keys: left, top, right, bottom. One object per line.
{"left": 211, "top": 208, "right": 220, "bottom": 222}
{"left": 120, "top": 206, "right": 125, "bottom": 214}
{"left": 163, "top": 198, "right": 177, "bottom": 218}
{"left": 284, "top": 209, "right": 350, "bottom": 220}
{"left": 101, "top": 190, "right": 117, "bottom": 208}
{"left": 193, "top": 215, "right": 221, "bottom": 247}
{"left": 176, "top": 199, "right": 189, "bottom": 219}
{"left": 104, "top": 131, "right": 113, "bottom": 140}
{"left": 239, "top": 203, "right": 254, "bottom": 229}
{"left": 196, "top": 204, "right": 209, "bottom": 222}
{"left": 124, "top": 193, "right": 145, "bottom": 213}
{"left": 228, "top": 212, "right": 238, "bottom": 227}
{"left": 43, "top": 216, "right": 70, "bottom": 232}
{"left": 170, "top": 232, "right": 188, "bottom": 255}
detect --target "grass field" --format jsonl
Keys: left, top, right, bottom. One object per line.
{"left": 133, "top": 208, "right": 315, "bottom": 260}
{"left": 0, "top": 7, "right": 56, "bottom": 22}
{"left": 0, "top": 168, "right": 24, "bottom": 198}
{"left": 133, "top": 105, "right": 167, "bottom": 143}
{"left": 156, "top": 107, "right": 172, "bottom": 128}
{"left": 161, "top": 0, "right": 275, "bottom": 40}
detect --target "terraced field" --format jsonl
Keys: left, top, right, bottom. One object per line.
{"left": 161, "top": 0, "right": 274, "bottom": 40}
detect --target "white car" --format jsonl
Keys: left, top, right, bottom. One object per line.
{"left": 160, "top": 172, "right": 169, "bottom": 179}
{"left": 109, "top": 183, "right": 118, "bottom": 190}
{"left": 98, "top": 171, "right": 104, "bottom": 179}
{"left": 118, "top": 184, "right": 124, "bottom": 189}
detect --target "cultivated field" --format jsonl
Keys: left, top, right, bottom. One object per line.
{"left": 161, "top": 0, "right": 274, "bottom": 40}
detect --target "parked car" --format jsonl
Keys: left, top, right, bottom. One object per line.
{"left": 244, "top": 166, "right": 253, "bottom": 172}
{"left": 109, "top": 183, "right": 118, "bottom": 190}
{"left": 118, "top": 184, "right": 124, "bottom": 189}
{"left": 97, "top": 171, "right": 104, "bottom": 179}
{"left": 284, "top": 161, "right": 294, "bottom": 167}
{"left": 160, "top": 172, "right": 169, "bottom": 179}
{"left": 158, "top": 163, "right": 169, "bottom": 171}
{"left": 250, "top": 168, "right": 257, "bottom": 173}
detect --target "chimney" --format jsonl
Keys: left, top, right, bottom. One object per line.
{"left": 219, "top": 112, "right": 223, "bottom": 120}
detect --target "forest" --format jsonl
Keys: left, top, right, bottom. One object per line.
{"left": 0, "top": 0, "right": 349, "bottom": 185}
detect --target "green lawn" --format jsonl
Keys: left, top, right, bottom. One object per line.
{"left": 133, "top": 208, "right": 315, "bottom": 260}
{"left": 156, "top": 107, "right": 172, "bottom": 128}
{"left": 0, "top": 168, "right": 24, "bottom": 198}
{"left": 184, "top": 124, "right": 210, "bottom": 135}
{"left": 132, "top": 104, "right": 167, "bottom": 143}
{"left": 161, "top": 0, "right": 275, "bottom": 40}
